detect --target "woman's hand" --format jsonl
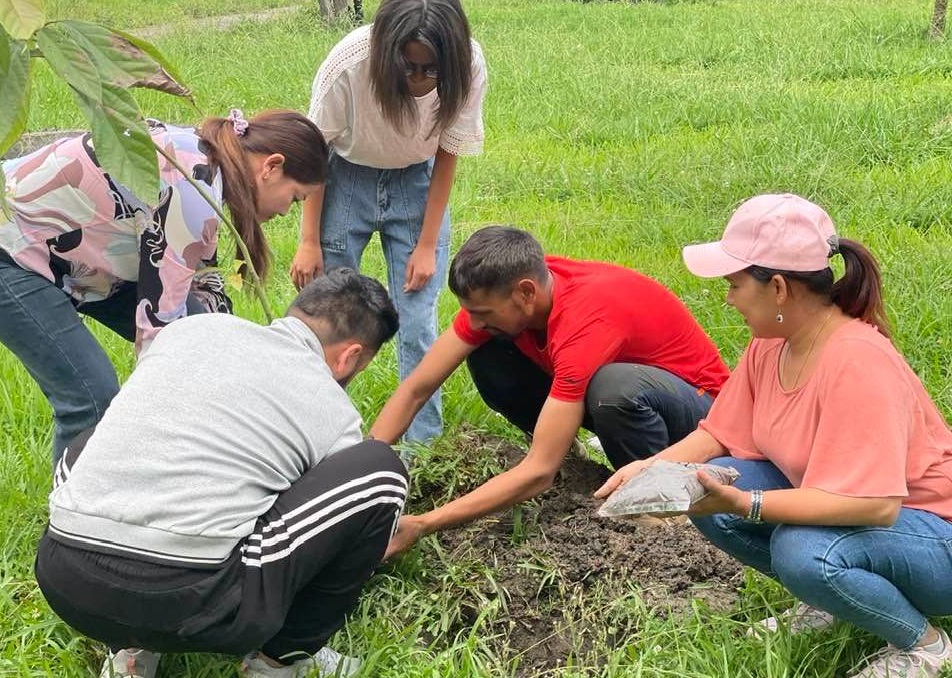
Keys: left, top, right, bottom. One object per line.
{"left": 404, "top": 244, "right": 436, "bottom": 292}
{"left": 289, "top": 241, "right": 324, "bottom": 290}
{"left": 687, "top": 470, "right": 749, "bottom": 517}
{"left": 593, "top": 458, "right": 655, "bottom": 499}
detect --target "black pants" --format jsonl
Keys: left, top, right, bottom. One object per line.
{"left": 35, "top": 440, "right": 407, "bottom": 663}
{"left": 467, "top": 339, "right": 715, "bottom": 469}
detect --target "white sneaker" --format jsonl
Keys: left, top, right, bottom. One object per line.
{"left": 100, "top": 649, "right": 161, "bottom": 678}
{"left": 241, "top": 647, "right": 361, "bottom": 678}
{"left": 848, "top": 629, "right": 952, "bottom": 678}
{"left": 747, "top": 602, "right": 837, "bottom": 637}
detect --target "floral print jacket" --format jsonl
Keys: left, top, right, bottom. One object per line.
{"left": 1, "top": 120, "right": 232, "bottom": 354}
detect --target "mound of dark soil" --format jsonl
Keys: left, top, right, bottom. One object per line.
{"left": 411, "top": 433, "right": 743, "bottom": 674}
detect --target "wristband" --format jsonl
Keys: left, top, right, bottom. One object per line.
{"left": 746, "top": 489, "right": 764, "bottom": 523}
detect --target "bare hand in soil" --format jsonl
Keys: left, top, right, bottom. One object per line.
{"left": 592, "top": 458, "right": 654, "bottom": 499}
{"left": 686, "top": 470, "right": 748, "bottom": 516}
{"left": 384, "top": 514, "right": 427, "bottom": 560}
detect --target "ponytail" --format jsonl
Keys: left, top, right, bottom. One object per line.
{"left": 748, "top": 237, "right": 891, "bottom": 339}
{"left": 831, "top": 238, "right": 891, "bottom": 339}
{"left": 197, "top": 110, "right": 328, "bottom": 281}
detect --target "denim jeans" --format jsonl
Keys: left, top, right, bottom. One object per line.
{"left": 466, "top": 338, "right": 715, "bottom": 469}
{"left": 0, "top": 255, "right": 120, "bottom": 462}
{"left": 320, "top": 153, "right": 449, "bottom": 443}
{"left": 691, "top": 457, "right": 952, "bottom": 649}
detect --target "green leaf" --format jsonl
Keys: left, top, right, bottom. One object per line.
{"left": 52, "top": 20, "right": 190, "bottom": 99}
{"left": 108, "top": 26, "right": 191, "bottom": 96}
{"left": 0, "top": 0, "right": 45, "bottom": 40}
{"left": 36, "top": 23, "right": 102, "bottom": 102}
{"left": 0, "top": 28, "right": 31, "bottom": 157}
{"left": 71, "top": 82, "right": 159, "bottom": 202}
{"left": 0, "top": 171, "right": 9, "bottom": 221}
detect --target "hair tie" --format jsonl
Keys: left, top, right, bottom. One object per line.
{"left": 227, "top": 108, "right": 249, "bottom": 136}
{"left": 827, "top": 234, "right": 840, "bottom": 258}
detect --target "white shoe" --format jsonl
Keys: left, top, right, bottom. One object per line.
{"left": 848, "top": 629, "right": 952, "bottom": 678}
{"left": 747, "top": 602, "right": 837, "bottom": 637}
{"left": 100, "top": 649, "right": 161, "bottom": 678}
{"left": 241, "top": 647, "right": 361, "bottom": 677}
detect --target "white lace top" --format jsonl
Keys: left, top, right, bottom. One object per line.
{"left": 307, "top": 24, "right": 487, "bottom": 169}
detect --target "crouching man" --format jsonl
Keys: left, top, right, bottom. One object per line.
{"left": 35, "top": 268, "right": 406, "bottom": 678}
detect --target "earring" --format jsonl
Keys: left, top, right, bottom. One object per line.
{"left": 775, "top": 310, "right": 784, "bottom": 324}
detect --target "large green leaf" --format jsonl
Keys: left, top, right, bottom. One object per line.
{"left": 71, "top": 82, "right": 159, "bottom": 202}
{"left": 50, "top": 20, "right": 190, "bottom": 99}
{"left": 36, "top": 23, "right": 102, "bottom": 102}
{"left": 0, "top": 0, "right": 44, "bottom": 40}
{"left": 0, "top": 28, "right": 31, "bottom": 156}
{"left": 109, "top": 26, "right": 191, "bottom": 95}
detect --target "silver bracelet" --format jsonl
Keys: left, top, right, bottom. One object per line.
{"left": 746, "top": 489, "right": 764, "bottom": 522}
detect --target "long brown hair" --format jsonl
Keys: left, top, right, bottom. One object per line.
{"left": 748, "top": 238, "right": 891, "bottom": 338}
{"left": 197, "top": 110, "right": 328, "bottom": 280}
{"left": 370, "top": 0, "right": 473, "bottom": 137}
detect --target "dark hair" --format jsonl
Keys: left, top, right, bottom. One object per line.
{"left": 370, "top": 0, "right": 473, "bottom": 137}
{"left": 198, "top": 109, "right": 329, "bottom": 281}
{"left": 448, "top": 225, "right": 549, "bottom": 298}
{"left": 747, "top": 238, "right": 891, "bottom": 338}
{"left": 289, "top": 268, "right": 399, "bottom": 350}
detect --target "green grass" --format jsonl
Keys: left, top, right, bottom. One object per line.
{"left": 3, "top": 0, "right": 952, "bottom": 675}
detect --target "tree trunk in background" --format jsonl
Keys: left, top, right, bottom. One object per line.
{"left": 318, "top": 0, "right": 360, "bottom": 23}
{"left": 931, "top": 0, "right": 948, "bottom": 39}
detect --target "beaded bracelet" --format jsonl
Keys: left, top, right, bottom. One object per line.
{"left": 746, "top": 489, "right": 764, "bottom": 523}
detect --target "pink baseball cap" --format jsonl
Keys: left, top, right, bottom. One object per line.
{"left": 682, "top": 193, "right": 839, "bottom": 278}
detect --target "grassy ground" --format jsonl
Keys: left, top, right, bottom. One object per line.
{"left": 3, "top": 0, "right": 952, "bottom": 675}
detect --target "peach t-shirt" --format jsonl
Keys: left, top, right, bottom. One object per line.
{"left": 699, "top": 319, "right": 952, "bottom": 519}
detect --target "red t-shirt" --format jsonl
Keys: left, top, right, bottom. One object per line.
{"left": 452, "top": 256, "right": 730, "bottom": 402}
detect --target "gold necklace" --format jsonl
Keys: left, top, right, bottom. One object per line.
{"left": 782, "top": 307, "right": 835, "bottom": 389}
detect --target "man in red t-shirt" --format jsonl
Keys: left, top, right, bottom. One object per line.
{"left": 372, "top": 226, "right": 730, "bottom": 557}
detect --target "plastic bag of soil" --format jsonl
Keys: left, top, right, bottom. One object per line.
{"left": 597, "top": 459, "right": 740, "bottom": 518}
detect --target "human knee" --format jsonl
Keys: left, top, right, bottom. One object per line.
{"left": 357, "top": 439, "right": 408, "bottom": 482}
{"left": 587, "top": 364, "right": 643, "bottom": 407}
{"left": 770, "top": 525, "right": 830, "bottom": 588}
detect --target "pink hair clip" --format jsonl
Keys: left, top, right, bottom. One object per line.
{"left": 227, "top": 108, "right": 249, "bottom": 136}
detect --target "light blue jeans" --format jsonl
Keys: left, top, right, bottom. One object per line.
{"left": 691, "top": 457, "right": 952, "bottom": 649}
{"left": 320, "top": 153, "right": 448, "bottom": 443}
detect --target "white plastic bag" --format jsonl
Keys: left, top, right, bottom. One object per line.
{"left": 597, "top": 459, "right": 740, "bottom": 518}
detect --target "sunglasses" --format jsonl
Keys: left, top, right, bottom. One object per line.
{"left": 402, "top": 61, "right": 439, "bottom": 80}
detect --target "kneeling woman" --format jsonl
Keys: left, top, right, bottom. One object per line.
{"left": 598, "top": 193, "right": 952, "bottom": 678}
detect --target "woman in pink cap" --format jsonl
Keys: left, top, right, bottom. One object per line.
{"left": 596, "top": 193, "right": 952, "bottom": 678}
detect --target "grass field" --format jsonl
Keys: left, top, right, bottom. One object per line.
{"left": 2, "top": 0, "right": 952, "bottom": 676}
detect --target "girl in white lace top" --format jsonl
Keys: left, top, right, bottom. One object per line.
{"left": 292, "top": 0, "right": 487, "bottom": 445}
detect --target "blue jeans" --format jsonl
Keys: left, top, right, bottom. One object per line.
{"left": 691, "top": 457, "right": 952, "bottom": 649}
{"left": 320, "top": 153, "right": 449, "bottom": 443}
{"left": 0, "top": 256, "right": 119, "bottom": 462}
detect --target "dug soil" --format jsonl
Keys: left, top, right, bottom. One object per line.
{"left": 411, "top": 431, "right": 744, "bottom": 675}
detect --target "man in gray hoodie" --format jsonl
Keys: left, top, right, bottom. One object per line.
{"left": 35, "top": 268, "right": 405, "bottom": 678}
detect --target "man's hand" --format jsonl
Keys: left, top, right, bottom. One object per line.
{"left": 404, "top": 245, "right": 436, "bottom": 292}
{"left": 289, "top": 241, "right": 324, "bottom": 290}
{"left": 384, "top": 514, "right": 428, "bottom": 560}
{"left": 593, "top": 458, "right": 655, "bottom": 499}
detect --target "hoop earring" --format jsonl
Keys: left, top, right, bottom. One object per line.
{"left": 775, "top": 311, "right": 784, "bottom": 324}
